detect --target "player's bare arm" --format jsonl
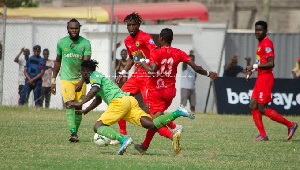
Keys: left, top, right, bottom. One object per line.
{"left": 186, "top": 60, "right": 218, "bottom": 80}
{"left": 14, "top": 48, "right": 25, "bottom": 63}
{"left": 115, "top": 57, "right": 134, "bottom": 84}
{"left": 136, "top": 50, "right": 157, "bottom": 76}
{"left": 75, "top": 55, "right": 91, "bottom": 92}
{"left": 51, "top": 55, "right": 62, "bottom": 95}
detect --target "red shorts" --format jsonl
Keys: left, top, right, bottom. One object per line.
{"left": 252, "top": 73, "right": 274, "bottom": 103}
{"left": 148, "top": 87, "right": 176, "bottom": 114}
{"left": 121, "top": 75, "right": 149, "bottom": 103}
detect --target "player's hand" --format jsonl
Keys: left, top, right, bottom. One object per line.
{"left": 21, "top": 47, "right": 25, "bottom": 52}
{"left": 75, "top": 110, "right": 88, "bottom": 115}
{"left": 27, "top": 79, "right": 34, "bottom": 86}
{"left": 75, "top": 79, "right": 84, "bottom": 92}
{"left": 245, "top": 71, "right": 252, "bottom": 81}
{"left": 115, "top": 74, "right": 125, "bottom": 85}
{"left": 51, "top": 84, "right": 56, "bottom": 95}
{"left": 136, "top": 50, "right": 143, "bottom": 60}
{"left": 67, "top": 101, "right": 82, "bottom": 108}
{"left": 208, "top": 71, "right": 218, "bottom": 80}
{"left": 246, "top": 65, "right": 253, "bottom": 72}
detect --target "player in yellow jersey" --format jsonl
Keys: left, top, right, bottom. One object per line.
{"left": 51, "top": 18, "right": 92, "bottom": 142}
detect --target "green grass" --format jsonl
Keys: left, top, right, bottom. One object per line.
{"left": 0, "top": 105, "right": 299, "bottom": 169}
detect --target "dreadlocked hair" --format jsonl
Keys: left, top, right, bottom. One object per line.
{"left": 81, "top": 59, "right": 98, "bottom": 72}
{"left": 123, "top": 12, "right": 143, "bottom": 25}
{"left": 67, "top": 18, "right": 81, "bottom": 28}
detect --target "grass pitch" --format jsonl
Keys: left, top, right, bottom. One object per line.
{"left": 0, "top": 105, "right": 299, "bottom": 169}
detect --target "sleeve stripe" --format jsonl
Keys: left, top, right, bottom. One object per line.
{"left": 91, "top": 83, "right": 101, "bottom": 88}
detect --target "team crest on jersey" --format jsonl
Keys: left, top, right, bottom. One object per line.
{"left": 136, "top": 41, "right": 140, "bottom": 47}
{"left": 257, "top": 47, "right": 261, "bottom": 52}
{"left": 88, "top": 48, "right": 91, "bottom": 53}
{"left": 64, "top": 48, "right": 68, "bottom": 52}
{"left": 149, "top": 39, "right": 154, "bottom": 44}
{"left": 265, "top": 47, "right": 272, "bottom": 53}
{"left": 81, "top": 47, "right": 85, "bottom": 52}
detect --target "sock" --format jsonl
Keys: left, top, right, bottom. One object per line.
{"left": 153, "top": 110, "right": 180, "bottom": 129}
{"left": 97, "top": 126, "right": 126, "bottom": 142}
{"left": 75, "top": 114, "right": 82, "bottom": 133}
{"left": 142, "top": 129, "right": 156, "bottom": 148}
{"left": 251, "top": 110, "right": 267, "bottom": 137}
{"left": 264, "top": 108, "right": 294, "bottom": 128}
{"left": 118, "top": 119, "right": 127, "bottom": 135}
{"left": 167, "top": 121, "right": 177, "bottom": 129}
{"left": 157, "top": 126, "right": 172, "bottom": 139}
{"left": 66, "top": 108, "right": 76, "bottom": 133}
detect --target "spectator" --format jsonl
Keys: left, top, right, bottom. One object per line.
{"left": 115, "top": 49, "right": 128, "bottom": 87}
{"left": 41, "top": 48, "right": 54, "bottom": 108}
{"left": 14, "top": 47, "right": 30, "bottom": 104}
{"left": 180, "top": 50, "right": 197, "bottom": 112}
{"left": 19, "top": 45, "right": 46, "bottom": 106}
{"left": 223, "top": 55, "right": 246, "bottom": 77}
{"left": 291, "top": 57, "right": 300, "bottom": 79}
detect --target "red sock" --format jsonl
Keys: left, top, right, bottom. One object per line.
{"left": 118, "top": 119, "right": 127, "bottom": 135}
{"left": 251, "top": 110, "right": 267, "bottom": 137}
{"left": 167, "top": 121, "right": 176, "bottom": 129}
{"left": 264, "top": 108, "right": 293, "bottom": 128}
{"left": 142, "top": 129, "right": 156, "bottom": 147}
{"left": 157, "top": 126, "right": 173, "bottom": 139}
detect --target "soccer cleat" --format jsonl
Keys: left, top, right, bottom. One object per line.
{"left": 172, "top": 133, "right": 181, "bottom": 155}
{"left": 287, "top": 122, "right": 298, "bottom": 140}
{"left": 177, "top": 105, "right": 195, "bottom": 119}
{"left": 109, "top": 140, "right": 120, "bottom": 145}
{"left": 252, "top": 135, "right": 269, "bottom": 141}
{"left": 69, "top": 132, "right": 79, "bottom": 142}
{"left": 118, "top": 137, "right": 133, "bottom": 155}
{"left": 134, "top": 144, "right": 148, "bottom": 155}
{"left": 172, "top": 124, "right": 183, "bottom": 135}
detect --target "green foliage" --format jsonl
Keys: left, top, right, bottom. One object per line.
{"left": 0, "top": 105, "right": 299, "bottom": 169}
{"left": 2, "top": 0, "right": 39, "bottom": 8}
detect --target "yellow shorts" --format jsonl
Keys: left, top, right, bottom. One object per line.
{"left": 60, "top": 80, "right": 86, "bottom": 103}
{"left": 97, "top": 96, "right": 152, "bottom": 126}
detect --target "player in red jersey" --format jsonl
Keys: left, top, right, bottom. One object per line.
{"left": 133, "top": 28, "right": 218, "bottom": 154}
{"left": 246, "top": 21, "right": 298, "bottom": 141}
{"left": 114, "top": 13, "right": 181, "bottom": 143}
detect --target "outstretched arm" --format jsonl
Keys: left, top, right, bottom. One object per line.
{"left": 186, "top": 60, "right": 218, "bottom": 79}
{"left": 14, "top": 48, "right": 24, "bottom": 63}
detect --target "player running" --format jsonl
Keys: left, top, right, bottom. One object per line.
{"left": 67, "top": 59, "right": 195, "bottom": 155}
{"left": 115, "top": 12, "right": 182, "bottom": 141}
{"left": 246, "top": 21, "right": 298, "bottom": 141}
{"left": 51, "top": 18, "right": 92, "bottom": 142}
{"left": 133, "top": 28, "right": 218, "bottom": 155}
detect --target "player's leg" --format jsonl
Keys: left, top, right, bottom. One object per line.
{"left": 96, "top": 96, "right": 133, "bottom": 155}
{"left": 250, "top": 97, "right": 269, "bottom": 140}
{"left": 190, "top": 89, "right": 196, "bottom": 112}
{"left": 74, "top": 82, "right": 86, "bottom": 133}
{"left": 40, "top": 86, "right": 46, "bottom": 107}
{"left": 45, "top": 87, "right": 51, "bottom": 108}
{"left": 19, "top": 80, "right": 31, "bottom": 105}
{"left": 61, "top": 80, "right": 78, "bottom": 142}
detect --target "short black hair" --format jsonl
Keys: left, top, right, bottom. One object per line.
{"left": 255, "top": 21, "right": 268, "bottom": 30}
{"left": 123, "top": 12, "right": 143, "bottom": 25}
{"left": 43, "top": 48, "right": 49, "bottom": 52}
{"left": 160, "top": 28, "right": 173, "bottom": 44}
{"left": 33, "top": 45, "right": 41, "bottom": 50}
{"left": 81, "top": 59, "right": 98, "bottom": 72}
{"left": 67, "top": 18, "right": 81, "bottom": 28}
{"left": 121, "top": 49, "right": 127, "bottom": 54}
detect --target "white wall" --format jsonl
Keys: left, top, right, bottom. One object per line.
{"left": 1, "top": 19, "right": 227, "bottom": 112}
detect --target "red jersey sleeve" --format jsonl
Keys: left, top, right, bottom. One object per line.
{"left": 180, "top": 50, "right": 191, "bottom": 62}
{"left": 262, "top": 41, "right": 274, "bottom": 58}
{"left": 143, "top": 34, "right": 157, "bottom": 52}
{"left": 150, "top": 50, "right": 160, "bottom": 65}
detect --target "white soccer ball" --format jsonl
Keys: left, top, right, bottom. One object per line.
{"left": 94, "top": 133, "right": 111, "bottom": 147}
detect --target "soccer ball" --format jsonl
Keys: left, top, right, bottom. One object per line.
{"left": 93, "top": 133, "right": 111, "bottom": 147}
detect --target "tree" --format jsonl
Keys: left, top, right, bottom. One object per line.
{"left": 1, "top": 0, "right": 39, "bottom": 8}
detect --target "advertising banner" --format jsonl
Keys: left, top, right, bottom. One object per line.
{"left": 214, "top": 77, "right": 300, "bottom": 115}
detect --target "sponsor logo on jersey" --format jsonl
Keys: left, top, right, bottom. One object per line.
{"left": 256, "top": 55, "right": 260, "bottom": 65}
{"left": 265, "top": 47, "right": 272, "bottom": 53}
{"left": 149, "top": 39, "right": 154, "bottom": 44}
{"left": 136, "top": 41, "right": 140, "bottom": 47}
{"left": 64, "top": 48, "right": 68, "bottom": 52}
{"left": 63, "top": 53, "right": 83, "bottom": 59}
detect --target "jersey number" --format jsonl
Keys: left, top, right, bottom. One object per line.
{"left": 158, "top": 58, "right": 174, "bottom": 77}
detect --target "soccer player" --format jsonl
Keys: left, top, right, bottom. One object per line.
{"left": 134, "top": 28, "right": 218, "bottom": 154}
{"left": 115, "top": 12, "right": 183, "bottom": 140}
{"left": 51, "top": 18, "right": 92, "bottom": 142}
{"left": 67, "top": 59, "right": 195, "bottom": 155}
{"left": 246, "top": 21, "right": 298, "bottom": 141}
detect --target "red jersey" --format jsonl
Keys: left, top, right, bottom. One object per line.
{"left": 256, "top": 36, "right": 274, "bottom": 75}
{"left": 124, "top": 30, "right": 157, "bottom": 76}
{"left": 148, "top": 46, "right": 191, "bottom": 91}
